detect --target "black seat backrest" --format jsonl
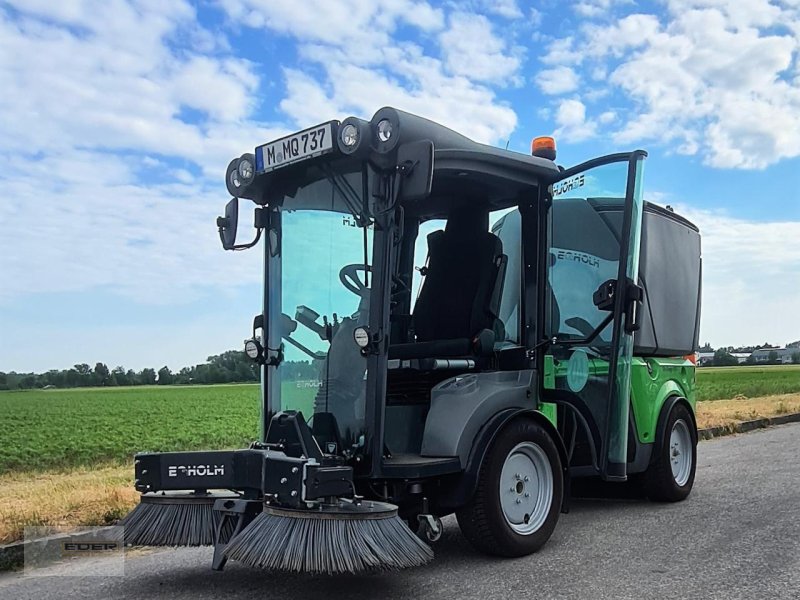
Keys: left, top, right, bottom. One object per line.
{"left": 413, "top": 210, "right": 505, "bottom": 343}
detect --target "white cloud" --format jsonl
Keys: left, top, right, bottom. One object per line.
{"left": 573, "top": 0, "right": 624, "bottom": 18}
{"left": 672, "top": 206, "right": 800, "bottom": 347}
{"left": 0, "top": 1, "right": 287, "bottom": 310}
{"left": 439, "top": 12, "right": 522, "bottom": 85}
{"left": 483, "top": 0, "right": 523, "bottom": 19}
{"left": 598, "top": 110, "right": 616, "bottom": 123}
{"left": 223, "top": 4, "right": 521, "bottom": 144}
{"left": 554, "top": 98, "right": 597, "bottom": 141}
{"left": 537, "top": 66, "right": 580, "bottom": 94}
{"left": 539, "top": 2, "right": 800, "bottom": 168}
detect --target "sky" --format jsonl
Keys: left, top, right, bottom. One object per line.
{"left": 0, "top": 0, "right": 798, "bottom": 373}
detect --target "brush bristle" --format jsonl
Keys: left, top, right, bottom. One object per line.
{"left": 122, "top": 499, "right": 236, "bottom": 547}
{"left": 223, "top": 510, "right": 434, "bottom": 574}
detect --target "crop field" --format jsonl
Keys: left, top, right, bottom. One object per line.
{"left": 1, "top": 365, "right": 799, "bottom": 475}
{"left": 695, "top": 364, "right": 800, "bottom": 401}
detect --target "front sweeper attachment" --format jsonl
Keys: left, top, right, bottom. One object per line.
{"left": 123, "top": 491, "right": 239, "bottom": 547}
{"left": 124, "top": 411, "right": 433, "bottom": 574}
{"left": 224, "top": 499, "right": 433, "bottom": 574}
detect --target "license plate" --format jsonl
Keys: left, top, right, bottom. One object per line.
{"left": 256, "top": 122, "right": 334, "bottom": 173}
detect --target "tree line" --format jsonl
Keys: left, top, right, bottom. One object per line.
{"left": 0, "top": 351, "right": 319, "bottom": 391}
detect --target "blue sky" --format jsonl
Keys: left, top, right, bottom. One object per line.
{"left": 0, "top": 0, "right": 798, "bottom": 372}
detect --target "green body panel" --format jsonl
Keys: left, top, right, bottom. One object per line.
{"left": 542, "top": 354, "right": 696, "bottom": 447}
{"left": 538, "top": 402, "right": 558, "bottom": 428}
{"left": 629, "top": 356, "right": 696, "bottom": 443}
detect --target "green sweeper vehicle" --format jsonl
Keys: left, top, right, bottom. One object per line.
{"left": 122, "top": 107, "right": 702, "bottom": 574}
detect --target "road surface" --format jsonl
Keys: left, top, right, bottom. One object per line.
{"left": 2, "top": 423, "right": 799, "bottom": 600}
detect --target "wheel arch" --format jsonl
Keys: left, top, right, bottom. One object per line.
{"left": 652, "top": 395, "right": 697, "bottom": 460}
{"left": 437, "top": 408, "right": 570, "bottom": 513}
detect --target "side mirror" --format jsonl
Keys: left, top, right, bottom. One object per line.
{"left": 396, "top": 140, "right": 434, "bottom": 201}
{"left": 217, "top": 198, "right": 239, "bottom": 250}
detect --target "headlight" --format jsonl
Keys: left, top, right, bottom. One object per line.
{"left": 337, "top": 117, "right": 370, "bottom": 156}
{"left": 340, "top": 124, "right": 359, "bottom": 148}
{"left": 244, "top": 339, "right": 262, "bottom": 360}
{"left": 353, "top": 326, "right": 370, "bottom": 348}
{"left": 376, "top": 119, "right": 393, "bottom": 143}
{"left": 229, "top": 167, "right": 242, "bottom": 190}
{"left": 237, "top": 153, "right": 256, "bottom": 186}
{"left": 238, "top": 156, "right": 254, "bottom": 182}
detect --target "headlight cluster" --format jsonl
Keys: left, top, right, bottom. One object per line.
{"left": 226, "top": 153, "right": 256, "bottom": 197}
{"left": 336, "top": 113, "right": 399, "bottom": 157}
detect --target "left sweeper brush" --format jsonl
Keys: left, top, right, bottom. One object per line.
{"left": 120, "top": 411, "right": 432, "bottom": 574}
{"left": 122, "top": 491, "right": 238, "bottom": 546}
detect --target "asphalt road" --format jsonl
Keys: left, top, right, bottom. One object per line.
{"left": 3, "top": 423, "right": 799, "bottom": 600}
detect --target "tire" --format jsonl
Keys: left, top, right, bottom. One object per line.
{"left": 456, "top": 418, "right": 563, "bottom": 557}
{"left": 643, "top": 401, "right": 697, "bottom": 502}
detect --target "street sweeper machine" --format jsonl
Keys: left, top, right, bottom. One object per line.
{"left": 122, "top": 107, "right": 703, "bottom": 574}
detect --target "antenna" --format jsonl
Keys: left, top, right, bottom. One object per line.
{"left": 505, "top": 138, "right": 510, "bottom": 150}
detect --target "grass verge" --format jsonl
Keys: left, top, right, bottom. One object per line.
{"left": 0, "top": 464, "right": 136, "bottom": 546}
{"left": 695, "top": 392, "right": 800, "bottom": 430}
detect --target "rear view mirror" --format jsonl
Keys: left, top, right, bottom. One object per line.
{"left": 217, "top": 198, "right": 239, "bottom": 250}
{"left": 397, "top": 140, "right": 434, "bottom": 201}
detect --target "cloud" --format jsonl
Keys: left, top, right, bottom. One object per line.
{"left": 539, "top": 1, "right": 800, "bottom": 168}
{"left": 537, "top": 66, "right": 580, "bottom": 94}
{"left": 0, "top": 1, "right": 284, "bottom": 307}
{"left": 223, "top": 3, "right": 521, "bottom": 144}
{"left": 672, "top": 206, "right": 800, "bottom": 347}
{"left": 554, "top": 98, "right": 597, "bottom": 141}
{"left": 439, "top": 12, "right": 522, "bottom": 84}
{"left": 482, "top": 0, "right": 523, "bottom": 19}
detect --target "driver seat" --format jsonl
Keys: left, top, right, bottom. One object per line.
{"left": 389, "top": 210, "right": 507, "bottom": 360}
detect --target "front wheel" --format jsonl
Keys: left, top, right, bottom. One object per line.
{"left": 457, "top": 418, "right": 563, "bottom": 557}
{"left": 643, "top": 402, "right": 697, "bottom": 502}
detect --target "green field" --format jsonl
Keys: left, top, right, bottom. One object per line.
{"left": 2, "top": 365, "right": 799, "bottom": 474}
{"left": 695, "top": 364, "right": 800, "bottom": 401}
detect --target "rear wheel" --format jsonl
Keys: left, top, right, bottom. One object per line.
{"left": 643, "top": 402, "right": 697, "bottom": 502}
{"left": 457, "top": 418, "right": 563, "bottom": 557}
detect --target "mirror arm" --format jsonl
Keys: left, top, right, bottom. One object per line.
{"left": 226, "top": 227, "right": 263, "bottom": 252}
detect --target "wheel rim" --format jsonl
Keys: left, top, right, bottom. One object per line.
{"left": 669, "top": 419, "right": 693, "bottom": 486}
{"left": 499, "top": 441, "right": 554, "bottom": 535}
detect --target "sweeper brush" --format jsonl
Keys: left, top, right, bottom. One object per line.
{"left": 223, "top": 501, "right": 433, "bottom": 574}
{"left": 122, "top": 492, "right": 238, "bottom": 547}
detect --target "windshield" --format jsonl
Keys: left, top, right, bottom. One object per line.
{"left": 273, "top": 170, "right": 373, "bottom": 453}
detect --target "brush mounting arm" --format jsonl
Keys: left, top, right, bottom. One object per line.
{"left": 134, "top": 411, "right": 355, "bottom": 509}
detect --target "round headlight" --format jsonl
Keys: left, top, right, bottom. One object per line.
{"left": 376, "top": 119, "right": 393, "bottom": 143}
{"left": 353, "top": 326, "right": 370, "bottom": 348}
{"left": 244, "top": 339, "right": 261, "bottom": 359}
{"left": 229, "top": 168, "right": 242, "bottom": 189}
{"left": 238, "top": 157, "right": 254, "bottom": 182}
{"left": 340, "top": 123, "right": 359, "bottom": 148}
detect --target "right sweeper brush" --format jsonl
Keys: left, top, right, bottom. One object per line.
{"left": 223, "top": 498, "right": 433, "bottom": 574}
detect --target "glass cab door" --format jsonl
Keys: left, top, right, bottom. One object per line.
{"left": 541, "top": 152, "right": 645, "bottom": 480}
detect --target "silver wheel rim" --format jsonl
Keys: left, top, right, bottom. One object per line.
{"left": 670, "top": 419, "right": 693, "bottom": 486}
{"left": 499, "top": 441, "right": 553, "bottom": 535}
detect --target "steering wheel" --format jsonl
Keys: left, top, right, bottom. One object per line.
{"left": 339, "top": 264, "right": 372, "bottom": 297}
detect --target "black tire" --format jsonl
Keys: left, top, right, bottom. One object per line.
{"left": 643, "top": 402, "right": 697, "bottom": 502}
{"left": 456, "top": 418, "right": 563, "bottom": 557}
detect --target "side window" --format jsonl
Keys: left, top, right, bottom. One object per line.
{"left": 410, "top": 219, "right": 445, "bottom": 309}
{"left": 490, "top": 209, "right": 521, "bottom": 344}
